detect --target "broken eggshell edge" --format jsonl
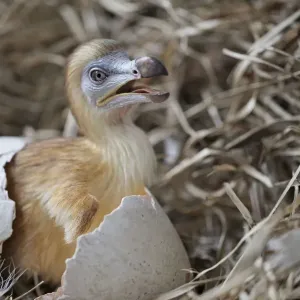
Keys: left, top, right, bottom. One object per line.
{"left": 0, "top": 137, "right": 29, "bottom": 248}
{"left": 56, "top": 193, "right": 191, "bottom": 300}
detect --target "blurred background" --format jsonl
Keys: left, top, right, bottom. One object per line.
{"left": 2, "top": 0, "right": 300, "bottom": 298}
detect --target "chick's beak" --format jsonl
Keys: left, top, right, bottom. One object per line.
{"left": 98, "top": 55, "right": 169, "bottom": 109}
{"left": 135, "top": 56, "right": 168, "bottom": 78}
{"left": 116, "top": 56, "right": 169, "bottom": 104}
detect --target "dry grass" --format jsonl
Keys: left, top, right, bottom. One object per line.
{"left": 1, "top": 0, "right": 300, "bottom": 299}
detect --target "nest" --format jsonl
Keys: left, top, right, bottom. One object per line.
{"left": 1, "top": 0, "right": 300, "bottom": 299}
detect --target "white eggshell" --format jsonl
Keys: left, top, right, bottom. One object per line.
{"left": 58, "top": 195, "right": 191, "bottom": 300}
{"left": 0, "top": 136, "right": 29, "bottom": 155}
{"left": 0, "top": 136, "right": 28, "bottom": 245}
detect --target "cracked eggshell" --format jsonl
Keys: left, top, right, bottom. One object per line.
{"left": 0, "top": 136, "right": 30, "bottom": 155}
{"left": 58, "top": 194, "right": 191, "bottom": 300}
{"left": 0, "top": 137, "right": 28, "bottom": 247}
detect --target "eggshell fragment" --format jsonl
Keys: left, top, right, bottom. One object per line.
{"left": 57, "top": 194, "right": 191, "bottom": 300}
{"left": 0, "top": 136, "right": 29, "bottom": 155}
{"left": 0, "top": 137, "right": 28, "bottom": 247}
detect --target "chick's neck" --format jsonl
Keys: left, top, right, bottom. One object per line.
{"left": 70, "top": 97, "right": 157, "bottom": 189}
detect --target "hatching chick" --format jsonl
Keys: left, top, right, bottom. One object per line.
{"left": 3, "top": 39, "right": 169, "bottom": 284}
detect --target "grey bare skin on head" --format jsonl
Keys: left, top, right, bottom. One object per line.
{"left": 81, "top": 50, "right": 169, "bottom": 111}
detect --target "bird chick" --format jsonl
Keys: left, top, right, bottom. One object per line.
{"left": 3, "top": 39, "right": 169, "bottom": 284}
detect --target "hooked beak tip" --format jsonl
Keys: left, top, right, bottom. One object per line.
{"left": 135, "top": 56, "right": 168, "bottom": 78}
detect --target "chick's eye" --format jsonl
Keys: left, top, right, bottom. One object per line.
{"left": 90, "top": 69, "right": 107, "bottom": 83}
